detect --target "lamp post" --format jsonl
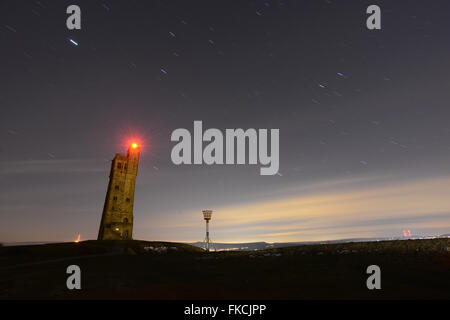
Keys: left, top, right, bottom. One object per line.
{"left": 202, "top": 210, "right": 213, "bottom": 252}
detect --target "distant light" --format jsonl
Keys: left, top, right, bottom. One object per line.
{"left": 131, "top": 143, "right": 138, "bottom": 149}
{"left": 68, "top": 38, "right": 78, "bottom": 46}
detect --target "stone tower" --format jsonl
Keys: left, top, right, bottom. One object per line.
{"left": 97, "top": 143, "right": 140, "bottom": 240}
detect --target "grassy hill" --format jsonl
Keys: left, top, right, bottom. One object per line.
{"left": 0, "top": 238, "right": 448, "bottom": 299}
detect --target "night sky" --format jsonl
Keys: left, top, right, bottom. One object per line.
{"left": 1, "top": 0, "right": 450, "bottom": 243}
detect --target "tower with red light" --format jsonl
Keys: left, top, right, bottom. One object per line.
{"left": 97, "top": 143, "right": 140, "bottom": 240}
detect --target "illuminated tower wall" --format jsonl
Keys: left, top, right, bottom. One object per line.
{"left": 97, "top": 144, "right": 140, "bottom": 240}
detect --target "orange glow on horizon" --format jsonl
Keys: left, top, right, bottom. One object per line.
{"left": 74, "top": 234, "right": 81, "bottom": 243}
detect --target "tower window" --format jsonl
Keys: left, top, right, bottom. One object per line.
{"left": 126, "top": 198, "right": 130, "bottom": 202}
{"left": 113, "top": 196, "right": 117, "bottom": 201}
{"left": 115, "top": 185, "right": 119, "bottom": 190}
{"left": 111, "top": 206, "right": 115, "bottom": 211}
{"left": 117, "top": 163, "right": 122, "bottom": 169}
{"left": 123, "top": 218, "right": 128, "bottom": 223}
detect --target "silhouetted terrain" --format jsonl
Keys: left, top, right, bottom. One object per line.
{"left": 0, "top": 239, "right": 449, "bottom": 299}
{"left": 190, "top": 235, "right": 450, "bottom": 251}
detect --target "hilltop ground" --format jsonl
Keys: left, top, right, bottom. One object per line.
{"left": 0, "top": 238, "right": 449, "bottom": 299}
